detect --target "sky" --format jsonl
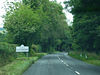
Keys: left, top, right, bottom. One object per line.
{"left": 0, "top": 0, "right": 73, "bottom": 28}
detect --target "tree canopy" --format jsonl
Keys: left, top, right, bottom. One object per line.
{"left": 64, "top": 0, "right": 100, "bottom": 53}
{"left": 4, "top": 0, "right": 70, "bottom": 53}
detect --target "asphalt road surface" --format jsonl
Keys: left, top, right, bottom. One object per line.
{"left": 23, "top": 53, "right": 100, "bottom": 75}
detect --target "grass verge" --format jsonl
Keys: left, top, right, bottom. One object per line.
{"left": 0, "top": 53, "right": 47, "bottom": 75}
{"left": 69, "top": 51, "right": 100, "bottom": 66}
{"left": 0, "top": 57, "right": 38, "bottom": 75}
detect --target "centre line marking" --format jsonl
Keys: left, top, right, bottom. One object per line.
{"left": 58, "top": 56, "right": 69, "bottom": 67}
{"left": 57, "top": 56, "right": 80, "bottom": 75}
{"left": 75, "top": 71, "right": 80, "bottom": 75}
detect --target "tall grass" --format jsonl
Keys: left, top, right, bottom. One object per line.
{"left": 69, "top": 51, "right": 100, "bottom": 66}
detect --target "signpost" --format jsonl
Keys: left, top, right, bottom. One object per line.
{"left": 16, "top": 44, "right": 29, "bottom": 57}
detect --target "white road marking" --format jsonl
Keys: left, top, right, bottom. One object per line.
{"left": 57, "top": 56, "right": 81, "bottom": 75}
{"left": 58, "top": 56, "right": 61, "bottom": 60}
{"left": 63, "top": 62, "right": 69, "bottom": 66}
{"left": 61, "top": 60, "right": 63, "bottom": 62}
{"left": 57, "top": 56, "right": 69, "bottom": 67}
{"left": 75, "top": 71, "right": 80, "bottom": 75}
{"left": 63, "top": 62, "right": 66, "bottom": 64}
{"left": 65, "top": 64, "right": 69, "bottom": 66}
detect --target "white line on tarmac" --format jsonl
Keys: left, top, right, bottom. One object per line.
{"left": 61, "top": 60, "right": 63, "bottom": 62}
{"left": 63, "top": 62, "right": 69, "bottom": 66}
{"left": 58, "top": 56, "right": 80, "bottom": 75}
{"left": 58, "top": 56, "right": 60, "bottom": 60}
{"left": 75, "top": 71, "right": 80, "bottom": 75}
{"left": 65, "top": 64, "right": 69, "bottom": 66}
{"left": 57, "top": 56, "right": 69, "bottom": 66}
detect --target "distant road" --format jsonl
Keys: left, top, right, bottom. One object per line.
{"left": 23, "top": 53, "right": 100, "bottom": 75}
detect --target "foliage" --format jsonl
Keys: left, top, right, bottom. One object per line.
{"left": 0, "top": 53, "right": 47, "bottom": 75}
{"left": 69, "top": 51, "right": 100, "bottom": 66}
{"left": 64, "top": 0, "right": 100, "bottom": 52}
{"left": 0, "top": 33, "right": 6, "bottom": 42}
{"left": 31, "top": 44, "right": 42, "bottom": 53}
{"left": 34, "top": 53, "right": 47, "bottom": 58}
{"left": 0, "top": 57, "right": 39, "bottom": 75}
{"left": 64, "top": 0, "right": 100, "bottom": 14}
{"left": 4, "top": 0, "right": 70, "bottom": 53}
{"left": 0, "top": 42, "right": 17, "bottom": 66}
{"left": 4, "top": 3, "right": 41, "bottom": 46}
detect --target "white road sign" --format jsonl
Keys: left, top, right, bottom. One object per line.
{"left": 16, "top": 44, "right": 29, "bottom": 52}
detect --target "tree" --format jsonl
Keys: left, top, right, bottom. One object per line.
{"left": 64, "top": 0, "right": 100, "bottom": 52}
{"left": 22, "top": 0, "right": 70, "bottom": 52}
{"left": 4, "top": 3, "right": 41, "bottom": 46}
{"left": 4, "top": 1, "right": 70, "bottom": 53}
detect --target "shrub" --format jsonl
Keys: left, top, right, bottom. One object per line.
{"left": 0, "top": 42, "right": 17, "bottom": 66}
{"left": 31, "top": 44, "right": 42, "bottom": 53}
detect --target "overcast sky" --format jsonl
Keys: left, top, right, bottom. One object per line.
{"left": 0, "top": 0, "right": 73, "bottom": 28}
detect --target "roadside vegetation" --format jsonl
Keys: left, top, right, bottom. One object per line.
{"left": 0, "top": 42, "right": 17, "bottom": 66}
{"left": 0, "top": 0, "right": 100, "bottom": 74}
{"left": 0, "top": 0, "right": 70, "bottom": 74}
{"left": 69, "top": 51, "right": 100, "bottom": 66}
{"left": 64, "top": 0, "right": 100, "bottom": 66}
{"left": 0, "top": 57, "right": 38, "bottom": 75}
{"left": 0, "top": 53, "right": 46, "bottom": 75}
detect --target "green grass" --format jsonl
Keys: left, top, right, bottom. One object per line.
{"left": 69, "top": 51, "right": 100, "bottom": 66}
{"left": 0, "top": 52, "right": 47, "bottom": 75}
{"left": 53, "top": 51, "right": 61, "bottom": 54}
{"left": 34, "top": 53, "right": 47, "bottom": 58}
{"left": 0, "top": 57, "right": 38, "bottom": 75}
{"left": 86, "top": 60, "right": 100, "bottom": 66}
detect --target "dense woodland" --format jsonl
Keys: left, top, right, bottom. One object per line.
{"left": 4, "top": 0, "right": 71, "bottom": 52}
{"left": 65, "top": 0, "right": 100, "bottom": 53}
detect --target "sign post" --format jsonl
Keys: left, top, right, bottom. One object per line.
{"left": 16, "top": 44, "right": 29, "bottom": 57}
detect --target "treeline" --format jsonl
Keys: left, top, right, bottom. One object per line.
{"left": 3, "top": 0, "right": 70, "bottom": 53}
{"left": 64, "top": 0, "right": 100, "bottom": 53}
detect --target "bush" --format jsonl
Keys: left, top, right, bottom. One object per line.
{"left": 0, "top": 42, "right": 17, "bottom": 66}
{"left": 48, "top": 47, "right": 55, "bottom": 54}
{"left": 31, "top": 44, "right": 42, "bottom": 53}
{"left": 34, "top": 53, "right": 47, "bottom": 58}
{"left": 72, "top": 43, "right": 81, "bottom": 51}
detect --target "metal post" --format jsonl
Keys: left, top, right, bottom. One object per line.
{"left": 26, "top": 52, "right": 28, "bottom": 57}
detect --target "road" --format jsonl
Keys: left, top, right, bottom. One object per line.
{"left": 23, "top": 53, "right": 100, "bottom": 75}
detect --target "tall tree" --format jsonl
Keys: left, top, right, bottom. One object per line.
{"left": 22, "top": 0, "right": 69, "bottom": 52}
{"left": 64, "top": 0, "right": 100, "bottom": 52}
{"left": 4, "top": 3, "right": 41, "bottom": 46}
{"left": 4, "top": 0, "right": 70, "bottom": 53}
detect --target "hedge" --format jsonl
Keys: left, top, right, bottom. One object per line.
{"left": 0, "top": 42, "right": 17, "bottom": 66}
